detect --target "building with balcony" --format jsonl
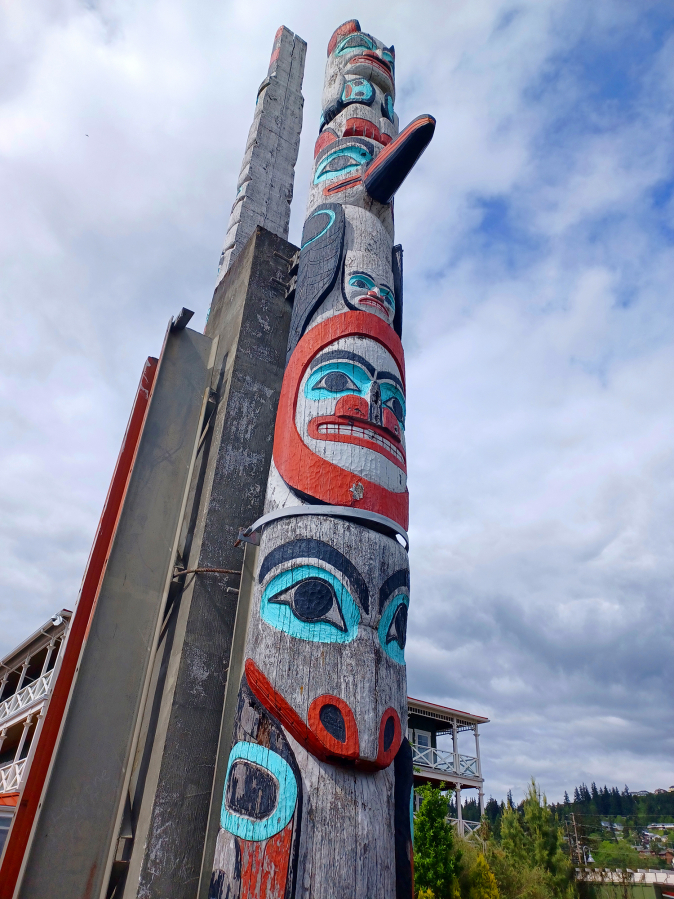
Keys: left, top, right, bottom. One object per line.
{"left": 0, "top": 609, "right": 71, "bottom": 852}
{"left": 408, "top": 696, "right": 489, "bottom": 835}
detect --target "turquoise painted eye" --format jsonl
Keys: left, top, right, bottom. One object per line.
{"left": 378, "top": 594, "right": 409, "bottom": 664}
{"left": 385, "top": 396, "right": 404, "bottom": 425}
{"left": 349, "top": 274, "right": 375, "bottom": 291}
{"left": 314, "top": 146, "right": 372, "bottom": 184}
{"left": 306, "top": 363, "right": 371, "bottom": 400}
{"left": 221, "top": 742, "right": 297, "bottom": 841}
{"left": 335, "top": 34, "right": 376, "bottom": 55}
{"left": 314, "top": 371, "right": 360, "bottom": 393}
{"left": 381, "top": 384, "right": 406, "bottom": 426}
{"left": 380, "top": 287, "right": 395, "bottom": 308}
{"left": 261, "top": 565, "right": 360, "bottom": 643}
{"left": 381, "top": 94, "right": 395, "bottom": 123}
{"left": 342, "top": 78, "right": 375, "bottom": 104}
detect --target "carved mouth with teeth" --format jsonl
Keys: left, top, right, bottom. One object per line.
{"left": 308, "top": 417, "right": 406, "bottom": 469}
{"left": 347, "top": 53, "right": 393, "bottom": 81}
{"left": 356, "top": 295, "right": 389, "bottom": 315}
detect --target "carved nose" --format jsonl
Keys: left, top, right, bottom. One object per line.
{"left": 369, "top": 382, "right": 382, "bottom": 426}
{"left": 308, "top": 695, "right": 359, "bottom": 759}
{"left": 335, "top": 394, "right": 368, "bottom": 419}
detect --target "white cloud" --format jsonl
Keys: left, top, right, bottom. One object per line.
{"left": 1, "top": 0, "right": 673, "bottom": 801}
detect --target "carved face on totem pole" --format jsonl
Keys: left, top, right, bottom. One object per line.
{"left": 243, "top": 516, "right": 409, "bottom": 766}
{"left": 275, "top": 311, "right": 409, "bottom": 528}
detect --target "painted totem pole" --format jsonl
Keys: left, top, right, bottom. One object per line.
{"left": 211, "top": 20, "right": 434, "bottom": 899}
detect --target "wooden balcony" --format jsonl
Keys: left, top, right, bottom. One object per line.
{"left": 0, "top": 671, "right": 53, "bottom": 727}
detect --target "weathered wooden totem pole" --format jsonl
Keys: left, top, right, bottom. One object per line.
{"left": 210, "top": 20, "right": 435, "bottom": 899}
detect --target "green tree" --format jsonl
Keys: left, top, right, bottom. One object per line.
{"left": 521, "top": 780, "right": 572, "bottom": 893}
{"left": 414, "top": 784, "right": 462, "bottom": 899}
{"left": 461, "top": 847, "right": 500, "bottom": 899}
{"left": 488, "top": 780, "right": 575, "bottom": 899}
{"left": 591, "top": 841, "right": 641, "bottom": 869}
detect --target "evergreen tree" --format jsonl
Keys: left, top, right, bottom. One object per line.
{"left": 467, "top": 854, "right": 500, "bottom": 899}
{"left": 414, "top": 784, "right": 462, "bottom": 899}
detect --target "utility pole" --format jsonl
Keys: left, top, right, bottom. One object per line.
{"left": 571, "top": 813, "right": 583, "bottom": 866}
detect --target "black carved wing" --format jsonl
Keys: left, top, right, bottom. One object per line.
{"left": 286, "top": 203, "right": 345, "bottom": 361}
{"left": 392, "top": 243, "right": 403, "bottom": 338}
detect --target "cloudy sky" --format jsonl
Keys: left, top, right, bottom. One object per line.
{"left": 2, "top": 0, "right": 674, "bottom": 803}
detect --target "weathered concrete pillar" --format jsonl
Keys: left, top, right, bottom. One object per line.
{"left": 215, "top": 26, "right": 306, "bottom": 284}
{"left": 121, "top": 227, "right": 297, "bottom": 899}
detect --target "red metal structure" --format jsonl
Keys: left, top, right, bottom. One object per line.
{"left": 0, "top": 357, "right": 158, "bottom": 898}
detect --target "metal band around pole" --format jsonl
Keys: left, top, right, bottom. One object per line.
{"left": 237, "top": 505, "right": 409, "bottom": 552}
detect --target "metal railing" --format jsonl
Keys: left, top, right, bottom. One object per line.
{"left": 411, "top": 743, "right": 479, "bottom": 778}
{"left": 0, "top": 670, "right": 53, "bottom": 725}
{"left": 0, "top": 759, "right": 26, "bottom": 793}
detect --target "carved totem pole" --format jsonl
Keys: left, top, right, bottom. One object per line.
{"left": 210, "top": 20, "right": 435, "bottom": 899}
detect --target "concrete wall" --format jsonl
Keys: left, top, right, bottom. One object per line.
{"left": 121, "top": 227, "right": 297, "bottom": 899}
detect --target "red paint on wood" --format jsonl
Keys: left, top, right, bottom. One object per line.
{"left": 348, "top": 53, "right": 393, "bottom": 81}
{"left": 0, "top": 794, "right": 19, "bottom": 808}
{"left": 272, "top": 311, "right": 409, "bottom": 528}
{"left": 307, "top": 411, "right": 406, "bottom": 471}
{"left": 268, "top": 47, "right": 281, "bottom": 69}
{"left": 362, "top": 115, "right": 436, "bottom": 183}
{"left": 313, "top": 129, "right": 338, "bottom": 159}
{"left": 239, "top": 820, "right": 292, "bottom": 899}
{"left": 307, "top": 695, "right": 359, "bottom": 759}
{"left": 327, "top": 19, "right": 361, "bottom": 57}
{"left": 0, "top": 357, "right": 158, "bottom": 898}
{"left": 377, "top": 707, "right": 402, "bottom": 769}
{"left": 246, "top": 661, "right": 395, "bottom": 770}
{"left": 343, "top": 117, "right": 392, "bottom": 146}
{"left": 323, "top": 176, "right": 362, "bottom": 196}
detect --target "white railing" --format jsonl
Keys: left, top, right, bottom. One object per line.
{"left": 448, "top": 817, "right": 481, "bottom": 835}
{"left": 0, "top": 671, "right": 53, "bottom": 725}
{"left": 0, "top": 759, "right": 26, "bottom": 793}
{"left": 411, "top": 743, "right": 479, "bottom": 778}
{"left": 459, "top": 754, "right": 479, "bottom": 777}
{"left": 412, "top": 744, "right": 456, "bottom": 773}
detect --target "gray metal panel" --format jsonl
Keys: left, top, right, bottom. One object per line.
{"left": 18, "top": 325, "right": 213, "bottom": 899}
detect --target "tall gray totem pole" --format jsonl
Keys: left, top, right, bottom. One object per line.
{"left": 210, "top": 20, "right": 435, "bottom": 899}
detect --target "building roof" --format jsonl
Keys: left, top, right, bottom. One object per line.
{"left": 0, "top": 609, "right": 72, "bottom": 674}
{"left": 408, "top": 696, "right": 489, "bottom": 730}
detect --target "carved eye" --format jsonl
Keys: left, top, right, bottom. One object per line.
{"left": 380, "top": 287, "right": 395, "bottom": 309}
{"left": 314, "top": 371, "right": 360, "bottom": 393}
{"left": 269, "top": 578, "right": 347, "bottom": 632}
{"left": 386, "top": 602, "right": 407, "bottom": 649}
{"left": 314, "top": 146, "right": 372, "bottom": 184}
{"left": 385, "top": 396, "right": 404, "bottom": 424}
{"left": 378, "top": 593, "right": 409, "bottom": 664}
{"left": 336, "top": 34, "right": 375, "bottom": 55}
{"left": 261, "top": 565, "right": 361, "bottom": 644}
{"left": 342, "top": 79, "right": 375, "bottom": 104}
{"left": 349, "top": 274, "right": 375, "bottom": 292}
{"left": 381, "top": 94, "right": 395, "bottom": 123}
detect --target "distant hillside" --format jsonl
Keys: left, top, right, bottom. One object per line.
{"left": 550, "top": 783, "right": 674, "bottom": 823}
